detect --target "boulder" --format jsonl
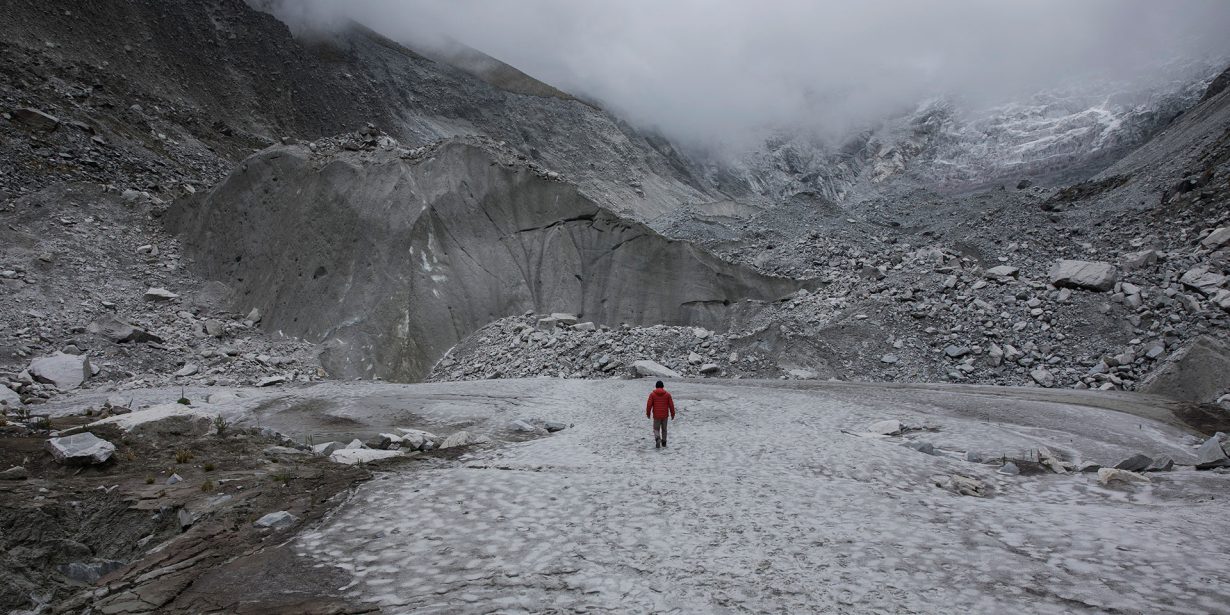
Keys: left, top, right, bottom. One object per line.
{"left": 257, "top": 375, "right": 287, "bottom": 387}
{"left": 28, "top": 352, "right": 92, "bottom": 391}
{"left": 204, "top": 319, "right": 226, "bottom": 337}
{"left": 699, "top": 363, "right": 721, "bottom": 375}
{"left": 867, "top": 420, "right": 903, "bottom": 436}
{"left": 87, "top": 404, "right": 215, "bottom": 438}
{"left": 87, "top": 315, "right": 162, "bottom": 344}
{"left": 0, "top": 385, "right": 23, "bottom": 410}
{"left": 394, "top": 428, "right": 437, "bottom": 450}
{"left": 998, "top": 462, "right": 1020, "bottom": 476}
{"left": 509, "top": 419, "right": 548, "bottom": 435}
{"left": 1113, "top": 454, "right": 1153, "bottom": 472}
{"left": 1097, "top": 468, "right": 1151, "bottom": 486}
{"left": 984, "top": 265, "right": 1019, "bottom": 279}
{"left": 550, "top": 313, "right": 579, "bottom": 326}
{"left": 1139, "top": 336, "right": 1230, "bottom": 403}
{"left": 571, "top": 322, "right": 596, "bottom": 332}
{"left": 543, "top": 420, "right": 567, "bottom": 432}
{"left": 439, "top": 430, "right": 491, "bottom": 449}
{"left": 1049, "top": 260, "right": 1117, "bottom": 291}
{"left": 0, "top": 466, "right": 28, "bottom": 480}
{"left": 1121, "top": 250, "right": 1158, "bottom": 271}
{"left": 174, "top": 364, "right": 199, "bottom": 377}
{"left": 143, "top": 287, "right": 180, "bottom": 301}
{"left": 45, "top": 433, "right": 116, "bottom": 465}
{"left": 1195, "top": 436, "right": 1230, "bottom": 469}
{"left": 1201, "top": 227, "right": 1230, "bottom": 250}
{"left": 1145, "top": 456, "right": 1175, "bottom": 472}
{"left": 13, "top": 107, "right": 60, "bottom": 131}
{"left": 329, "top": 448, "right": 403, "bottom": 465}
{"left": 942, "top": 475, "right": 988, "bottom": 497}
{"left": 343, "top": 438, "right": 366, "bottom": 450}
{"left": 1179, "top": 266, "right": 1227, "bottom": 296}
{"left": 632, "top": 360, "right": 681, "bottom": 379}
{"left": 253, "top": 511, "right": 298, "bottom": 529}
{"left": 1029, "top": 368, "right": 1056, "bottom": 388}
{"left": 903, "top": 441, "right": 935, "bottom": 455}
{"left": 311, "top": 441, "right": 340, "bottom": 456}
{"left": 1078, "top": 462, "right": 1102, "bottom": 473}
{"left": 944, "top": 345, "right": 969, "bottom": 358}
{"left": 374, "top": 433, "right": 404, "bottom": 449}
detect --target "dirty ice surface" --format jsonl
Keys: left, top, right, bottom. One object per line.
{"left": 287, "top": 379, "right": 1229, "bottom": 613}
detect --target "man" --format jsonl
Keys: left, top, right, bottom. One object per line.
{"left": 645, "top": 380, "right": 676, "bottom": 449}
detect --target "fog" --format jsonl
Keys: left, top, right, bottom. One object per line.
{"left": 265, "top": 0, "right": 1230, "bottom": 148}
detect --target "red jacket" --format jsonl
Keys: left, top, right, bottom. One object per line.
{"left": 646, "top": 388, "right": 676, "bottom": 420}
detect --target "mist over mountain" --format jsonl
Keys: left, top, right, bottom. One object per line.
{"left": 259, "top": 0, "right": 1230, "bottom": 151}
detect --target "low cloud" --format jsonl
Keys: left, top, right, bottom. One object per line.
{"left": 264, "top": 0, "right": 1230, "bottom": 149}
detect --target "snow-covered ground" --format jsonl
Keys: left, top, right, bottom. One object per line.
{"left": 257, "top": 379, "right": 1230, "bottom": 614}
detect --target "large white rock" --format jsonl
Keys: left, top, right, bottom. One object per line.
{"left": 28, "top": 352, "right": 92, "bottom": 391}
{"left": 311, "top": 441, "right": 340, "bottom": 456}
{"left": 0, "top": 385, "right": 23, "bottom": 410}
{"left": 394, "top": 428, "right": 438, "bottom": 450}
{"left": 46, "top": 433, "right": 116, "bottom": 465}
{"left": 1049, "top": 260, "right": 1118, "bottom": 292}
{"left": 329, "top": 448, "right": 403, "bottom": 465}
{"left": 632, "top": 360, "right": 681, "bottom": 379}
{"left": 253, "top": 510, "right": 298, "bottom": 529}
{"left": 1097, "top": 468, "right": 1151, "bottom": 486}
{"left": 867, "top": 420, "right": 903, "bottom": 435}
{"left": 1195, "top": 436, "right": 1230, "bottom": 469}
{"left": 439, "top": 430, "right": 491, "bottom": 449}
{"left": 87, "top": 404, "right": 215, "bottom": 437}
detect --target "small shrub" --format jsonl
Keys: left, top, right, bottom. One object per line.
{"left": 174, "top": 449, "right": 194, "bottom": 464}
{"left": 177, "top": 386, "right": 190, "bottom": 406}
{"left": 122, "top": 449, "right": 138, "bottom": 462}
{"left": 144, "top": 475, "right": 154, "bottom": 485}
{"left": 200, "top": 479, "right": 215, "bottom": 493}
{"left": 212, "top": 415, "right": 229, "bottom": 437}
{"left": 270, "top": 470, "right": 292, "bottom": 485}
{"left": 203, "top": 462, "right": 215, "bottom": 472}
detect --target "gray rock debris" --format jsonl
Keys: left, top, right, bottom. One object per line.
{"left": 46, "top": 433, "right": 116, "bottom": 465}
{"left": 0, "top": 385, "right": 23, "bottom": 409}
{"left": 439, "top": 430, "right": 491, "bottom": 449}
{"left": 867, "top": 420, "right": 903, "bottom": 436}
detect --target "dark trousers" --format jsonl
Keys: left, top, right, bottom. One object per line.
{"left": 653, "top": 418, "right": 668, "bottom": 445}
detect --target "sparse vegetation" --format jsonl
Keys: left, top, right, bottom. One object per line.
{"left": 177, "top": 386, "right": 190, "bottom": 405}
{"left": 270, "top": 470, "right": 292, "bottom": 485}
{"left": 200, "top": 479, "right": 215, "bottom": 492}
{"left": 144, "top": 475, "right": 154, "bottom": 485}
{"left": 174, "top": 449, "right": 194, "bottom": 464}
{"left": 212, "top": 415, "right": 230, "bottom": 437}
{"left": 122, "top": 449, "right": 138, "bottom": 462}
{"left": 203, "top": 462, "right": 215, "bottom": 472}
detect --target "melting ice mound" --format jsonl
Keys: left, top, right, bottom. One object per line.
{"left": 169, "top": 138, "right": 802, "bottom": 381}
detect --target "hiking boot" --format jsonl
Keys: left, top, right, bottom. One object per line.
{"left": 662, "top": 440, "right": 667, "bottom": 448}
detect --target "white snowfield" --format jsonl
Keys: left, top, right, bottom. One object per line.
{"left": 267, "top": 379, "right": 1228, "bottom": 614}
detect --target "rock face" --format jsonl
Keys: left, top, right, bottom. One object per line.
{"left": 170, "top": 141, "right": 803, "bottom": 382}
{"left": 28, "top": 352, "right": 92, "bottom": 391}
{"left": 1048, "top": 260, "right": 1118, "bottom": 291}
{"left": 45, "top": 433, "right": 116, "bottom": 465}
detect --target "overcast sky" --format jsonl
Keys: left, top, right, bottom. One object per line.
{"left": 270, "top": 1, "right": 1230, "bottom": 148}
